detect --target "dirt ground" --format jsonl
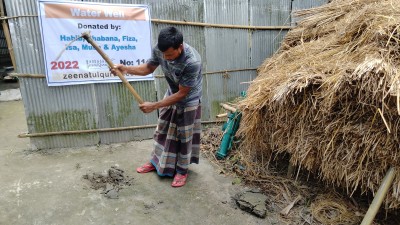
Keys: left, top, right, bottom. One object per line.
{"left": 0, "top": 82, "right": 273, "bottom": 225}
{"left": 3, "top": 80, "right": 400, "bottom": 225}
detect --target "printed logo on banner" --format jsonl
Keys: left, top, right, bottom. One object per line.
{"left": 38, "top": 0, "right": 153, "bottom": 86}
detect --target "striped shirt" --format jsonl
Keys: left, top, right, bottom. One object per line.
{"left": 147, "top": 42, "right": 202, "bottom": 107}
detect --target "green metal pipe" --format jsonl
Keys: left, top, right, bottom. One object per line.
{"left": 216, "top": 111, "right": 242, "bottom": 159}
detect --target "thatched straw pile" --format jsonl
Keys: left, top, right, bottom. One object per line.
{"left": 238, "top": 0, "right": 400, "bottom": 208}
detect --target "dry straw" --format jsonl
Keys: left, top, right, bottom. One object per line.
{"left": 311, "top": 193, "right": 363, "bottom": 224}
{"left": 238, "top": 0, "right": 400, "bottom": 208}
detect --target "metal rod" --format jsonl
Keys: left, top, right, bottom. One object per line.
{"left": 360, "top": 167, "right": 396, "bottom": 225}
{"left": 81, "top": 31, "right": 144, "bottom": 104}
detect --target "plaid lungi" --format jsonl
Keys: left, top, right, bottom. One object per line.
{"left": 150, "top": 104, "right": 201, "bottom": 177}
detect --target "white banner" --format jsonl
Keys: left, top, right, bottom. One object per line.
{"left": 38, "top": 0, "right": 153, "bottom": 86}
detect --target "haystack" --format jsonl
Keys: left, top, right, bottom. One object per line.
{"left": 238, "top": 0, "right": 400, "bottom": 208}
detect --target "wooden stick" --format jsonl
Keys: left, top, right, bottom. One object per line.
{"left": 81, "top": 32, "right": 144, "bottom": 104}
{"left": 360, "top": 167, "right": 396, "bottom": 225}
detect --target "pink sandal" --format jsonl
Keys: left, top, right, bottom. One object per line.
{"left": 136, "top": 162, "right": 156, "bottom": 173}
{"left": 171, "top": 173, "right": 188, "bottom": 187}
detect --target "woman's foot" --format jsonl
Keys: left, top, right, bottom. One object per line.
{"left": 136, "top": 162, "right": 156, "bottom": 173}
{"left": 171, "top": 173, "right": 188, "bottom": 187}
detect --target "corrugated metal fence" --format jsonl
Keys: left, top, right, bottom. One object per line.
{"left": 5, "top": 0, "right": 328, "bottom": 149}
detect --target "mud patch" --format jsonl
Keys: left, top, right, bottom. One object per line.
{"left": 82, "top": 166, "right": 133, "bottom": 199}
{"left": 233, "top": 190, "right": 268, "bottom": 218}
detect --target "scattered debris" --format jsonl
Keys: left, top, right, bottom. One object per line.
{"left": 233, "top": 190, "right": 268, "bottom": 218}
{"left": 144, "top": 203, "right": 155, "bottom": 210}
{"left": 82, "top": 166, "right": 133, "bottom": 199}
{"left": 280, "top": 195, "right": 302, "bottom": 216}
{"left": 75, "top": 163, "right": 81, "bottom": 170}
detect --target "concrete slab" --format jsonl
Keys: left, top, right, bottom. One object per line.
{"left": 0, "top": 88, "right": 22, "bottom": 102}
{"left": 0, "top": 101, "right": 267, "bottom": 225}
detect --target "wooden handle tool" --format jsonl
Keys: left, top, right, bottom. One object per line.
{"left": 81, "top": 31, "right": 144, "bottom": 104}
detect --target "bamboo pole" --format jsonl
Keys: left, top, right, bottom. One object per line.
{"left": 201, "top": 120, "right": 224, "bottom": 124}
{"left": 155, "top": 68, "right": 257, "bottom": 78}
{"left": 9, "top": 73, "right": 45, "bottom": 78}
{"left": 81, "top": 32, "right": 144, "bottom": 104}
{"left": 18, "top": 120, "right": 222, "bottom": 138}
{"left": 0, "top": 0, "right": 16, "bottom": 70}
{"left": 151, "top": 19, "right": 292, "bottom": 30}
{"left": 360, "top": 167, "right": 396, "bottom": 225}
{"left": 203, "top": 68, "right": 257, "bottom": 75}
{"left": 0, "top": 15, "right": 36, "bottom": 20}
{"left": 11, "top": 67, "right": 257, "bottom": 79}
{"left": 0, "top": 14, "right": 293, "bottom": 31}
{"left": 18, "top": 124, "right": 158, "bottom": 138}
